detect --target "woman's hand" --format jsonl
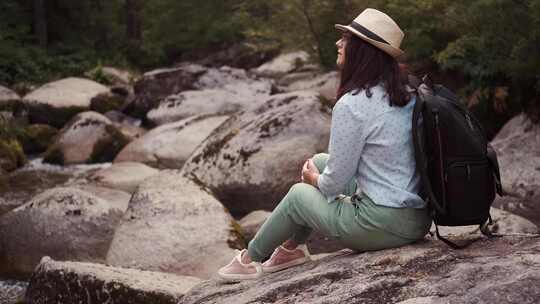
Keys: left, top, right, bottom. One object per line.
{"left": 301, "top": 159, "right": 320, "bottom": 188}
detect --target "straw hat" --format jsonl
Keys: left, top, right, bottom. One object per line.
{"left": 335, "top": 8, "right": 404, "bottom": 58}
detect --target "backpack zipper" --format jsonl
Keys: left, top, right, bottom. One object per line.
{"left": 433, "top": 109, "right": 447, "bottom": 210}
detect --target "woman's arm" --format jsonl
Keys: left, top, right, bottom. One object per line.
{"left": 317, "top": 98, "right": 366, "bottom": 202}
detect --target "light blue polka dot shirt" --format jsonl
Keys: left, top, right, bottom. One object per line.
{"left": 317, "top": 85, "right": 426, "bottom": 209}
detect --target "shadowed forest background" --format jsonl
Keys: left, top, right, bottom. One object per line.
{"left": 1, "top": 0, "right": 540, "bottom": 137}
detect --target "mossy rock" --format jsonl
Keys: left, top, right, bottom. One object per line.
{"left": 25, "top": 102, "right": 86, "bottom": 128}
{"left": 89, "top": 125, "right": 130, "bottom": 163}
{"left": 0, "top": 139, "right": 26, "bottom": 172}
{"left": 42, "top": 144, "right": 64, "bottom": 165}
{"left": 18, "top": 124, "right": 58, "bottom": 154}
{"left": 90, "top": 92, "right": 126, "bottom": 114}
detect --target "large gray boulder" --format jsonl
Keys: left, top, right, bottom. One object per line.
{"left": 25, "top": 257, "right": 202, "bottom": 304}
{"left": 106, "top": 170, "right": 244, "bottom": 279}
{"left": 491, "top": 114, "right": 540, "bottom": 226}
{"left": 0, "top": 187, "right": 128, "bottom": 279}
{"left": 0, "top": 85, "right": 20, "bottom": 104}
{"left": 43, "top": 111, "right": 130, "bottom": 165}
{"left": 253, "top": 51, "right": 311, "bottom": 78}
{"left": 491, "top": 114, "right": 540, "bottom": 197}
{"left": 280, "top": 71, "right": 338, "bottom": 102}
{"left": 115, "top": 115, "right": 229, "bottom": 169}
{"left": 181, "top": 91, "right": 331, "bottom": 215}
{"left": 88, "top": 161, "right": 159, "bottom": 193}
{"left": 127, "top": 63, "right": 207, "bottom": 118}
{"left": 146, "top": 66, "right": 274, "bottom": 126}
{"left": 22, "top": 77, "right": 109, "bottom": 128}
{"left": 180, "top": 236, "right": 540, "bottom": 304}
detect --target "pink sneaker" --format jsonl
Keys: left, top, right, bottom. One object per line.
{"left": 217, "top": 249, "right": 264, "bottom": 282}
{"left": 262, "top": 244, "right": 311, "bottom": 273}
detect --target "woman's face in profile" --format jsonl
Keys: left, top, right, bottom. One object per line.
{"left": 335, "top": 33, "right": 350, "bottom": 69}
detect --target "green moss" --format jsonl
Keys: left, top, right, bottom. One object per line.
{"left": 89, "top": 124, "right": 130, "bottom": 163}
{"left": 227, "top": 217, "right": 247, "bottom": 250}
{"left": 90, "top": 93, "right": 125, "bottom": 114}
{"left": 42, "top": 145, "right": 65, "bottom": 165}
{"left": 18, "top": 124, "right": 58, "bottom": 154}
{"left": 0, "top": 138, "right": 26, "bottom": 172}
{"left": 26, "top": 101, "right": 86, "bottom": 128}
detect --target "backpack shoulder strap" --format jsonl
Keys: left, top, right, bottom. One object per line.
{"left": 411, "top": 88, "right": 445, "bottom": 214}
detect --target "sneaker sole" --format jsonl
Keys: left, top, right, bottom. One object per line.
{"left": 262, "top": 257, "right": 310, "bottom": 273}
{"left": 217, "top": 271, "right": 263, "bottom": 282}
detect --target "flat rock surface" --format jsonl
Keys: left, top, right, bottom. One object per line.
{"left": 115, "top": 115, "right": 229, "bottom": 169}
{"left": 25, "top": 257, "right": 202, "bottom": 304}
{"left": 23, "top": 77, "right": 109, "bottom": 108}
{"left": 88, "top": 161, "right": 159, "bottom": 193}
{"left": 180, "top": 236, "right": 540, "bottom": 304}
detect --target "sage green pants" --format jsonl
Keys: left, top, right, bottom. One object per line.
{"left": 248, "top": 153, "right": 432, "bottom": 262}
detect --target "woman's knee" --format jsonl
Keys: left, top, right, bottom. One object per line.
{"left": 311, "top": 153, "right": 329, "bottom": 172}
{"left": 286, "top": 183, "right": 320, "bottom": 209}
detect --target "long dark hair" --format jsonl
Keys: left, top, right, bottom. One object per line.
{"left": 336, "top": 34, "right": 410, "bottom": 107}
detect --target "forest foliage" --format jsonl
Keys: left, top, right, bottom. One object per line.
{"left": 1, "top": 0, "right": 539, "bottom": 120}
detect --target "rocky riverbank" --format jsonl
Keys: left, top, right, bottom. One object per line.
{"left": 0, "top": 50, "right": 539, "bottom": 303}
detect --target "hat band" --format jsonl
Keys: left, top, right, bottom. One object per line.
{"left": 350, "top": 21, "right": 389, "bottom": 45}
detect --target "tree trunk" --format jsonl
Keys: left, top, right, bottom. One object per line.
{"left": 33, "top": 0, "right": 47, "bottom": 48}
{"left": 126, "top": 0, "right": 142, "bottom": 50}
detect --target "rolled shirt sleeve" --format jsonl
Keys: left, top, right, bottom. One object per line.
{"left": 318, "top": 95, "right": 367, "bottom": 202}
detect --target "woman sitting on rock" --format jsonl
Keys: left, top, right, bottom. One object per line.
{"left": 218, "top": 8, "right": 432, "bottom": 281}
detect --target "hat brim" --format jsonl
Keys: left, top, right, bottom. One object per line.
{"left": 335, "top": 24, "right": 404, "bottom": 58}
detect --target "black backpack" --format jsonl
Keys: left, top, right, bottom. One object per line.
{"left": 410, "top": 75, "right": 504, "bottom": 248}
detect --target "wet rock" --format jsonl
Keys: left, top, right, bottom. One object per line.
{"left": 25, "top": 256, "right": 202, "bottom": 304}
{"left": 115, "top": 115, "right": 229, "bottom": 169}
{"left": 179, "top": 236, "right": 540, "bottom": 304}
{"left": 253, "top": 51, "right": 310, "bottom": 78}
{"left": 88, "top": 161, "right": 159, "bottom": 193}
{"left": 43, "top": 111, "right": 130, "bottom": 165}
{"left": 491, "top": 114, "right": 540, "bottom": 225}
{"left": 0, "top": 187, "right": 128, "bottom": 279}
{"left": 126, "top": 63, "right": 207, "bottom": 119}
{"left": 22, "top": 77, "right": 109, "bottom": 128}
{"left": 146, "top": 66, "right": 274, "bottom": 126}
{"left": 106, "top": 170, "right": 244, "bottom": 279}
{"left": 181, "top": 91, "right": 331, "bottom": 216}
